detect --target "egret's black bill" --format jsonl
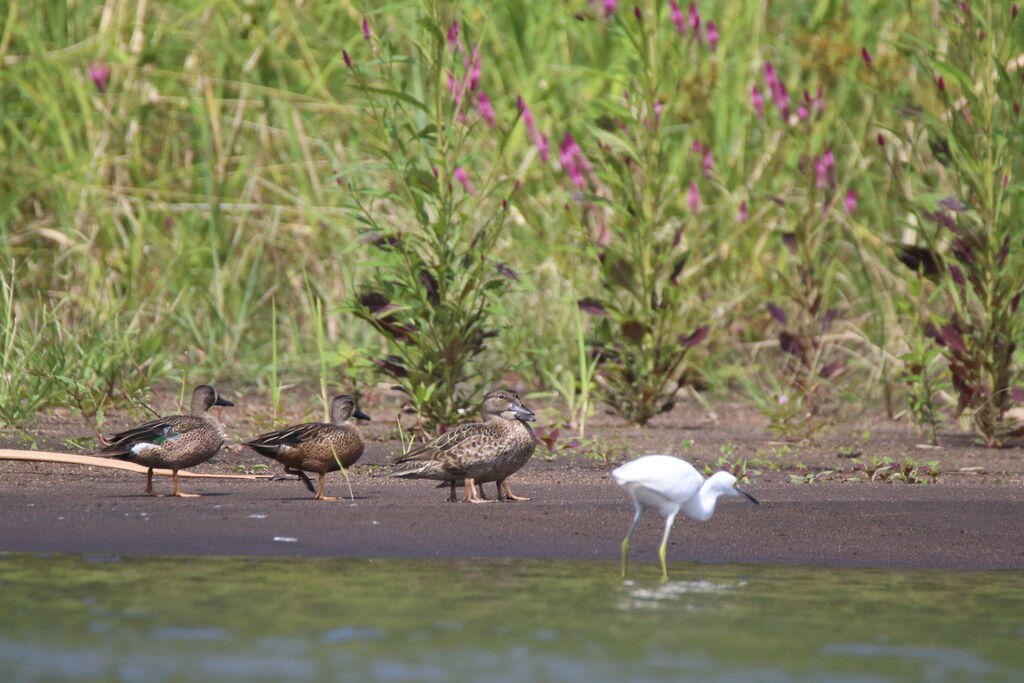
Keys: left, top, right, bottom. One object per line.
{"left": 737, "top": 487, "right": 759, "bottom": 505}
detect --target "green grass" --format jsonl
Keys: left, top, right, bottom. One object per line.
{"left": 1, "top": 0, "right": 1019, "bottom": 436}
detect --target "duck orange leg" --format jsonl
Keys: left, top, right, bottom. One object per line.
{"left": 171, "top": 470, "right": 201, "bottom": 498}
{"left": 498, "top": 479, "right": 530, "bottom": 501}
{"left": 314, "top": 473, "right": 337, "bottom": 501}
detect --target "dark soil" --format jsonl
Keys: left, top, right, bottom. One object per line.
{"left": 3, "top": 388, "right": 1024, "bottom": 569}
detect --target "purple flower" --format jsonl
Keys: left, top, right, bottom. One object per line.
{"left": 706, "top": 21, "right": 718, "bottom": 52}
{"left": 603, "top": 0, "right": 617, "bottom": 16}
{"left": 634, "top": 6, "right": 642, "bottom": 20}
{"left": 738, "top": 201, "right": 749, "bottom": 221}
{"left": 477, "top": 92, "right": 496, "bottom": 127}
{"left": 764, "top": 62, "right": 790, "bottom": 120}
{"left": 361, "top": 17, "right": 371, "bottom": 41}
{"left": 469, "top": 46, "right": 481, "bottom": 91}
{"left": 937, "top": 76, "right": 945, "bottom": 91}
{"left": 751, "top": 85, "right": 764, "bottom": 118}
{"left": 454, "top": 167, "right": 476, "bottom": 195}
{"left": 89, "top": 61, "right": 110, "bottom": 93}
{"left": 669, "top": 1, "right": 685, "bottom": 34}
{"left": 814, "top": 156, "right": 827, "bottom": 188}
{"left": 448, "top": 72, "right": 463, "bottom": 107}
{"left": 1013, "top": 5, "right": 1019, "bottom": 20}
{"left": 861, "top": 47, "right": 873, "bottom": 67}
{"left": 702, "top": 149, "right": 713, "bottom": 177}
{"left": 798, "top": 104, "right": 809, "bottom": 121}
{"left": 688, "top": 181, "right": 700, "bottom": 213}
{"left": 823, "top": 149, "right": 835, "bottom": 172}
{"left": 518, "top": 97, "right": 550, "bottom": 162}
{"left": 877, "top": 133, "right": 885, "bottom": 146}
{"left": 844, "top": 189, "right": 857, "bottom": 213}
{"left": 688, "top": 3, "right": 701, "bottom": 38}
{"left": 560, "top": 135, "right": 587, "bottom": 190}
{"left": 812, "top": 86, "right": 825, "bottom": 116}
{"left": 447, "top": 20, "right": 460, "bottom": 49}
{"left": 342, "top": 50, "right": 352, "bottom": 67}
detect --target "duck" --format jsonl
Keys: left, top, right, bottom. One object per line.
{"left": 389, "top": 389, "right": 537, "bottom": 503}
{"left": 243, "top": 395, "right": 370, "bottom": 500}
{"left": 98, "top": 385, "right": 233, "bottom": 497}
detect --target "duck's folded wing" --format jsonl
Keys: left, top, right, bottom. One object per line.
{"left": 99, "top": 416, "right": 200, "bottom": 455}
{"left": 244, "top": 423, "right": 323, "bottom": 449}
{"left": 393, "top": 424, "right": 475, "bottom": 464}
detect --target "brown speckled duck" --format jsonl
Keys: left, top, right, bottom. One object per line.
{"left": 98, "top": 385, "right": 233, "bottom": 497}
{"left": 243, "top": 395, "right": 370, "bottom": 501}
{"left": 389, "top": 389, "right": 537, "bottom": 503}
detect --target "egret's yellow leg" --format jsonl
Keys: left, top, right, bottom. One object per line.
{"left": 620, "top": 504, "right": 643, "bottom": 578}
{"left": 658, "top": 512, "right": 678, "bottom": 582}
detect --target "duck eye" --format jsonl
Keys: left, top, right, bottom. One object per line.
{"left": 497, "top": 393, "right": 505, "bottom": 399}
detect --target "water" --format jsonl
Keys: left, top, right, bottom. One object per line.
{"left": 0, "top": 553, "right": 1021, "bottom": 682}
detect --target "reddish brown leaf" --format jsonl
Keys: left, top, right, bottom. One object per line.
{"left": 578, "top": 298, "right": 611, "bottom": 316}
{"left": 767, "top": 303, "right": 788, "bottom": 325}
{"left": 679, "top": 325, "right": 710, "bottom": 347}
{"left": 939, "top": 324, "right": 968, "bottom": 354}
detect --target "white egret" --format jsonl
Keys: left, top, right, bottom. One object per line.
{"left": 612, "top": 454, "right": 760, "bottom": 581}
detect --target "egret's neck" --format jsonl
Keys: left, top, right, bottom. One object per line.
{"left": 687, "top": 481, "right": 723, "bottom": 521}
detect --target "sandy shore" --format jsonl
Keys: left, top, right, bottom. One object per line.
{"left": 2, "top": 449, "right": 1023, "bottom": 569}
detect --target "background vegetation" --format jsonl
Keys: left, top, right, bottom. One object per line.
{"left": 2, "top": 0, "right": 1022, "bottom": 442}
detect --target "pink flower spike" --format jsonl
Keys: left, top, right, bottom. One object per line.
{"left": 342, "top": 50, "right": 352, "bottom": 67}
{"left": 687, "top": 181, "right": 700, "bottom": 213}
{"left": 539, "top": 134, "right": 550, "bottom": 163}
{"left": 447, "top": 72, "right": 463, "bottom": 107}
{"left": 706, "top": 22, "right": 718, "bottom": 52}
{"left": 937, "top": 76, "right": 945, "bottom": 91}
{"left": 877, "top": 133, "right": 885, "bottom": 147}
{"left": 844, "top": 189, "right": 857, "bottom": 213}
{"left": 361, "top": 17, "right": 371, "bottom": 41}
{"left": 738, "top": 201, "right": 749, "bottom": 222}
{"left": 559, "top": 136, "right": 586, "bottom": 190}
{"left": 469, "top": 46, "right": 481, "bottom": 91}
{"left": 88, "top": 61, "right": 110, "bottom": 93}
{"left": 1013, "top": 5, "right": 1019, "bottom": 20}
{"left": 447, "top": 20, "right": 460, "bottom": 49}
{"left": 688, "top": 3, "right": 701, "bottom": 39}
{"left": 454, "top": 167, "right": 476, "bottom": 195}
{"left": 477, "top": 92, "right": 496, "bottom": 127}
{"left": 812, "top": 86, "right": 825, "bottom": 116}
{"left": 814, "top": 156, "right": 827, "bottom": 189}
{"left": 861, "top": 47, "right": 873, "bottom": 67}
{"left": 634, "top": 6, "right": 642, "bottom": 21}
{"left": 603, "top": 0, "right": 617, "bottom": 16}
{"left": 797, "top": 105, "right": 808, "bottom": 121}
{"left": 703, "top": 149, "right": 713, "bottom": 177}
{"left": 670, "top": 1, "right": 685, "bottom": 34}
{"left": 751, "top": 85, "right": 764, "bottom": 118}
{"left": 823, "top": 149, "right": 835, "bottom": 171}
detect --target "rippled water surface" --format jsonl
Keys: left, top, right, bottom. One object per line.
{"left": 0, "top": 553, "right": 1021, "bottom": 682}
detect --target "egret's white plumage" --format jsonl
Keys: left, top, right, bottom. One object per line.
{"left": 612, "top": 455, "right": 759, "bottom": 581}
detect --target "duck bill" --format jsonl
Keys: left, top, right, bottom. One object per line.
{"left": 513, "top": 405, "right": 536, "bottom": 422}
{"left": 353, "top": 409, "right": 372, "bottom": 421}
{"left": 214, "top": 396, "right": 234, "bottom": 407}
{"left": 736, "top": 486, "right": 759, "bottom": 505}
